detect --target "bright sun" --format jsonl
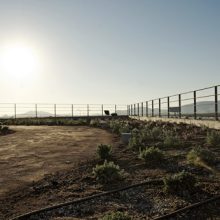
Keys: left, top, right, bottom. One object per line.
{"left": 1, "top": 44, "right": 37, "bottom": 79}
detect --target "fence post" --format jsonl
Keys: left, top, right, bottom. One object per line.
{"left": 71, "top": 104, "right": 74, "bottom": 118}
{"left": 127, "top": 105, "right": 129, "bottom": 116}
{"left": 14, "top": 104, "right": 16, "bottom": 119}
{"left": 159, "top": 99, "right": 161, "bottom": 117}
{"left": 146, "top": 101, "right": 148, "bottom": 117}
{"left": 134, "top": 104, "right": 136, "bottom": 115}
{"left": 194, "top": 91, "right": 197, "bottom": 119}
{"left": 87, "top": 104, "right": 89, "bottom": 117}
{"left": 215, "top": 86, "right": 218, "bottom": 120}
{"left": 141, "top": 102, "right": 143, "bottom": 116}
{"left": 167, "top": 97, "right": 170, "bottom": 118}
{"left": 115, "top": 104, "right": 117, "bottom": 114}
{"left": 152, "top": 100, "right": 154, "bottom": 117}
{"left": 179, "top": 94, "right": 181, "bottom": 118}
{"left": 101, "top": 104, "right": 103, "bottom": 116}
{"left": 54, "top": 104, "right": 56, "bottom": 118}
{"left": 35, "top": 104, "right": 38, "bottom": 118}
{"left": 137, "top": 103, "right": 139, "bottom": 116}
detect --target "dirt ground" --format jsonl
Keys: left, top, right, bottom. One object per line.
{"left": 0, "top": 126, "right": 115, "bottom": 196}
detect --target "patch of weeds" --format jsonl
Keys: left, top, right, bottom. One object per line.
{"left": 163, "top": 171, "right": 196, "bottom": 195}
{"left": 139, "top": 147, "right": 164, "bottom": 166}
{"left": 187, "top": 146, "right": 217, "bottom": 166}
{"left": 101, "top": 211, "right": 131, "bottom": 220}
{"left": 163, "top": 131, "right": 182, "bottom": 147}
{"left": 110, "top": 120, "right": 122, "bottom": 134}
{"left": 129, "top": 128, "right": 144, "bottom": 151}
{"left": 206, "top": 130, "right": 220, "bottom": 146}
{"left": 151, "top": 127, "right": 164, "bottom": 141}
{"left": 93, "top": 160, "right": 123, "bottom": 184}
{"left": 119, "top": 123, "right": 131, "bottom": 133}
{"left": 0, "top": 126, "right": 9, "bottom": 135}
{"left": 96, "top": 144, "right": 112, "bottom": 160}
{"left": 90, "top": 119, "right": 101, "bottom": 127}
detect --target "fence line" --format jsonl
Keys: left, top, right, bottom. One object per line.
{"left": 129, "top": 85, "right": 220, "bottom": 121}
{"left": 0, "top": 104, "right": 129, "bottom": 119}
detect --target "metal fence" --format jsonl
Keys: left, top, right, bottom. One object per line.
{"left": 0, "top": 103, "right": 129, "bottom": 119}
{"left": 129, "top": 85, "right": 220, "bottom": 120}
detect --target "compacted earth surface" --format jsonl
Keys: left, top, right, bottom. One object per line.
{"left": 0, "top": 126, "right": 115, "bottom": 196}
{"left": 0, "top": 119, "right": 220, "bottom": 220}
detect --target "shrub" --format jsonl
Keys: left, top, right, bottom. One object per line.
{"left": 163, "top": 171, "right": 196, "bottom": 194}
{"left": 1, "top": 126, "right": 9, "bottom": 135}
{"left": 97, "top": 144, "right": 112, "bottom": 160}
{"left": 93, "top": 161, "right": 123, "bottom": 184}
{"left": 119, "top": 123, "right": 130, "bottom": 133}
{"left": 90, "top": 119, "right": 100, "bottom": 127}
{"left": 187, "top": 146, "right": 217, "bottom": 166}
{"left": 101, "top": 211, "right": 131, "bottom": 220}
{"left": 151, "top": 127, "right": 163, "bottom": 141}
{"left": 139, "top": 147, "right": 164, "bottom": 166}
{"left": 110, "top": 120, "right": 121, "bottom": 134}
{"left": 206, "top": 130, "right": 220, "bottom": 146}
{"left": 163, "top": 132, "right": 181, "bottom": 147}
{"left": 129, "top": 128, "right": 143, "bottom": 151}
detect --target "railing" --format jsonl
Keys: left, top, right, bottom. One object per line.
{"left": 129, "top": 85, "right": 220, "bottom": 120}
{"left": 0, "top": 103, "right": 129, "bottom": 119}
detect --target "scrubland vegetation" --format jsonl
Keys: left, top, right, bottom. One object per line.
{"left": 0, "top": 117, "right": 219, "bottom": 219}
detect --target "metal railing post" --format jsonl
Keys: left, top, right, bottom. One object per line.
{"left": 159, "top": 99, "right": 161, "bottom": 117}
{"left": 179, "top": 94, "right": 181, "bottom": 118}
{"left": 71, "top": 104, "right": 74, "bottom": 118}
{"left": 215, "top": 86, "right": 218, "bottom": 120}
{"left": 87, "top": 104, "right": 89, "bottom": 117}
{"left": 131, "top": 105, "right": 133, "bottom": 116}
{"left": 35, "top": 104, "right": 38, "bottom": 118}
{"left": 101, "top": 104, "right": 103, "bottom": 116}
{"left": 14, "top": 104, "right": 16, "bottom": 119}
{"left": 137, "top": 103, "right": 139, "bottom": 116}
{"left": 141, "top": 102, "right": 143, "bottom": 116}
{"left": 152, "top": 100, "right": 154, "bottom": 117}
{"left": 134, "top": 104, "right": 136, "bottom": 115}
{"left": 115, "top": 104, "right": 117, "bottom": 113}
{"left": 54, "top": 104, "right": 56, "bottom": 118}
{"left": 146, "top": 101, "right": 148, "bottom": 117}
{"left": 194, "top": 91, "right": 197, "bottom": 119}
{"left": 167, "top": 97, "right": 170, "bottom": 118}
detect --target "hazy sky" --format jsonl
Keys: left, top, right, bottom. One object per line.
{"left": 0, "top": 0, "right": 219, "bottom": 104}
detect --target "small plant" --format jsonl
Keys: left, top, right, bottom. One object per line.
{"left": 110, "top": 120, "right": 122, "bottom": 134}
{"left": 129, "top": 128, "right": 143, "bottom": 151}
{"left": 101, "top": 211, "right": 131, "bottom": 220}
{"left": 139, "top": 147, "right": 164, "bottom": 166}
{"left": 93, "top": 160, "right": 123, "bottom": 184}
{"left": 163, "top": 132, "right": 181, "bottom": 147}
{"left": 151, "top": 127, "right": 163, "bottom": 141}
{"left": 206, "top": 130, "right": 220, "bottom": 146}
{"left": 163, "top": 171, "right": 196, "bottom": 195}
{"left": 187, "top": 146, "right": 217, "bottom": 166}
{"left": 97, "top": 144, "right": 112, "bottom": 160}
{"left": 90, "top": 119, "right": 100, "bottom": 127}
{"left": 1, "top": 126, "right": 9, "bottom": 135}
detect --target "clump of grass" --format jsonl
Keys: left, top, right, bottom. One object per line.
{"left": 163, "top": 171, "right": 196, "bottom": 195}
{"left": 97, "top": 144, "right": 112, "bottom": 160}
{"left": 93, "top": 161, "right": 123, "bottom": 184}
{"left": 139, "top": 147, "right": 164, "bottom": 166}
{"left": 101, "top": 211, "right": 131, "bottom": 220}
{"left": 206, "top": 130, "right": 220, "bottom": 146}
{"left": 110, "top": 120, "right": 122, "bottom": 134}
{"left": 187, "top": 146, "right": 217, "bottom": 167}
{"left": 90, "top": 119, "right": 100, "bottom": 127}
{"left": 128, "top": 128, "right": 143, "bottom": 151}
{"left": 0, "top": 126, "right": 9, "bottom": 135}
{"left": 151, "top": 127, "right": 164, "bottom": 141}
{"left": 163, "top": 131, "right": 181, "bottom": 147}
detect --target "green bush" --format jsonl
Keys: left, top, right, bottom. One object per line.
{"left": 101, "top": 211, "right": 131, "bottom": 220}
{"left": 206, "top": 130, "right": 220, "bottom": 146}
{"left": 93, "top": 161, "right": 123, "bottom": 184}
{"left": 129, "top": 128, "right": 143, "bottom": 151}
{"left": 97, "top": 144, "right": 112, "bottom": 160}
{"left": 139, "top": 147, "right": 164, "bottom": 166}
{"left": 163, "top": 132, "right": 181, "bottom": 147}
{"left": 187, "top": 146, "right": 217, "bottom": 166}
{"left": 1, "top": 126, "right": 9, "bottom": 135}
{"left": 163, "top": 171, "right": 196, "bottom": 194}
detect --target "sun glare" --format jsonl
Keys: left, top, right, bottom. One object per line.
{"left": 1, "top": 44, "right": 38, "bottom": 79}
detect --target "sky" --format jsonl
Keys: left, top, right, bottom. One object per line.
{"left": 0, "top": 0, "right": 219, "bottom": 105}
